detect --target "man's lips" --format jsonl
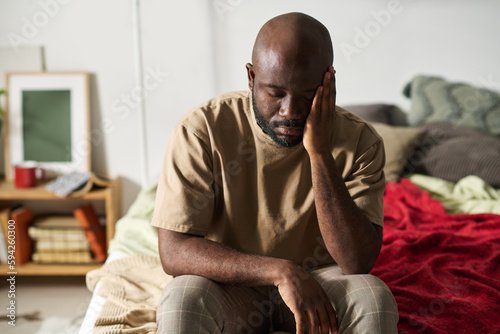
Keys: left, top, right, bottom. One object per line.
{"left": 275, "top": 126, "right": 303, "bottom": 136}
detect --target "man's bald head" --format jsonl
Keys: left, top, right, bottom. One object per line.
{"left": 252, "top": 12, "right": 333, "bottom": 72}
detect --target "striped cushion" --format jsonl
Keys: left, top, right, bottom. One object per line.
{"left": 406, "top": 123, "right": 500, "bottom": 188}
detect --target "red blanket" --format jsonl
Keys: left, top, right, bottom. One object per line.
{"left": 372, "top": 179, "right": 500, "bottom": 334}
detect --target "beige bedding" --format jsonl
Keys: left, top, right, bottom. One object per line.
{"left": 86, "top": 254, "right": 172, "bottom": 334}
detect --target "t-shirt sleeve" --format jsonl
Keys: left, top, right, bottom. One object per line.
{"left": 345, "top": 137, "right": 386, "bottom": 227}
{"left": 151, "top": 123, "right": 214, "bottom": 235}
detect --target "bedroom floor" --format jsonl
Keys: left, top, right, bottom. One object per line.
{"left": 0, "top": 276, "right": 91, "bottom": 334}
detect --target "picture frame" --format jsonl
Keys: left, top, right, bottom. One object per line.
{"left": 5, "top": 72, "right": 90, "bottom": 181}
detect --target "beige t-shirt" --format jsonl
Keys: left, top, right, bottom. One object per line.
{"left": 152, "top": 90, "right": 385, "bottom": 268}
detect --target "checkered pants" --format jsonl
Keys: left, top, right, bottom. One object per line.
{"left": 156, "top": 265, "right": 398, "bottom": 333}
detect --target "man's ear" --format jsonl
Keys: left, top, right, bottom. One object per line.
{"left": 246, "top": 63, "right": 255, "bottom": 90}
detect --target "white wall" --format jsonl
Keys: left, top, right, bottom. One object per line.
{"left": 1, "top": 0, "right": 500, "bottom": 211}
{"left": 214, "top": 0, "right": 500, "bottom": 105}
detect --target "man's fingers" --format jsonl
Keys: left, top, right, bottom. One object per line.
{"left": 311, "top": 86, "right": 323, "bottom": 115}
{"left": 305, "top": 309, "right": 320, "bottom": 334}
{"left": 317, "top": 308, "right": 332, "bottom": 334}
{"left": 329, "top": 67, "right": 336, "bottom": 112}
{"left": 321, "top": 71, "right": 330, "bottom": 114}
{"left": 326, "top": 300, "right": 338, "bottom": 333}
{"left": 294, "top": 310, "right": 307, "bottom": 334}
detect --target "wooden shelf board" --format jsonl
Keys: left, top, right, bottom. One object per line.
{"left": 0, "top": 180, "right": 109, "bottom": 200}
{"left": 0, "top": 262, "right": 103, "bottom": 276}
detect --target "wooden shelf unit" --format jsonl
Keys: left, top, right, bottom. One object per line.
{"left": 0, "top": 178, "right": 121, "bottom": 276}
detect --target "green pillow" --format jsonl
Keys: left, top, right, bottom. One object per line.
{"left": 403, "top": 75, "right": 500, "bottom": 136}
{"left": 370, "top": 122, "right": 426, "bottom": 183}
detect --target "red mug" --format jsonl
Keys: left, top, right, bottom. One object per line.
{"left": 14, "top": 162, "right": 45, "bottom": 188}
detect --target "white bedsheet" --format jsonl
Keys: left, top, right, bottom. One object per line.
{"left": 78, "top": 251, "right": 129, "bottom": 334}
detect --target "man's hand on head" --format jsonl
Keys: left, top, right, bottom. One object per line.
{"left": 274, "top": 261, "right": 338, "bottom": 334}
{"left": 303, "top": 66, "right": 336, "bottom": 158}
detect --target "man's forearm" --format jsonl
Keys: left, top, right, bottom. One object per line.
{"left": 309, "top": 152, "right": 382, "bottom": 274}
{"left": 158, "top": 228, "right": 296, "bottom": 287}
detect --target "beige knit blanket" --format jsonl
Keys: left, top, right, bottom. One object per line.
{"left": 86, "top": 254, "right": 173, "bottom": 334}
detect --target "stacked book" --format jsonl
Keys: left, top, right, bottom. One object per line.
{"left": 29, "top": 215, "right": 94, "bottom": 264}
{"left": 0, "top": 204, "right": 107, "bottom": 265}
{"left": 29, "top": 204, "right": 107, "bottom": 264}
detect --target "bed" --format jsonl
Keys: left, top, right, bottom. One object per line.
{"left": 79, "top": 75, "right": 500, "bottom": 334}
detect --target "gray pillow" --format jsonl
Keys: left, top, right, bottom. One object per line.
{"left": 405, "top": 123, "right": 500, "bottom": 188}
{"left": 403, "top": 75, "right": 500, "bottom": 136}
{"left": 343, "top": 104, "right": 408, "bottom": 126}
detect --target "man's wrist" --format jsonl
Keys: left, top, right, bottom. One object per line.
{"left": 273, "top": 259, "right": 309, "bottom": 288}
{"left": 307, "top": 149, "right": 333, "bottom": 163}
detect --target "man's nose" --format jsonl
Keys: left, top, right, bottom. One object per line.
{"left": 278, "top": 96, "right": 303, "bottom": 121}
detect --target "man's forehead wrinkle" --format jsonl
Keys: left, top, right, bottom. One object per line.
{"left": 255, "top": 48, "right": 292, "bottom": 73}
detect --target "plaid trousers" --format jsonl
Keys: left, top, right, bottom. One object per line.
{"left": 156, "top": 265, "right": 399, "bottom": 333}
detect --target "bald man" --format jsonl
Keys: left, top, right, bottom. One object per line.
{"left": 152, "top": 12, "right": 398, "bottom": 334}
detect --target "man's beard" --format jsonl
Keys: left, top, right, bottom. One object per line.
{"left": 252, "top": 90, "right": 304, "bottom": 148}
